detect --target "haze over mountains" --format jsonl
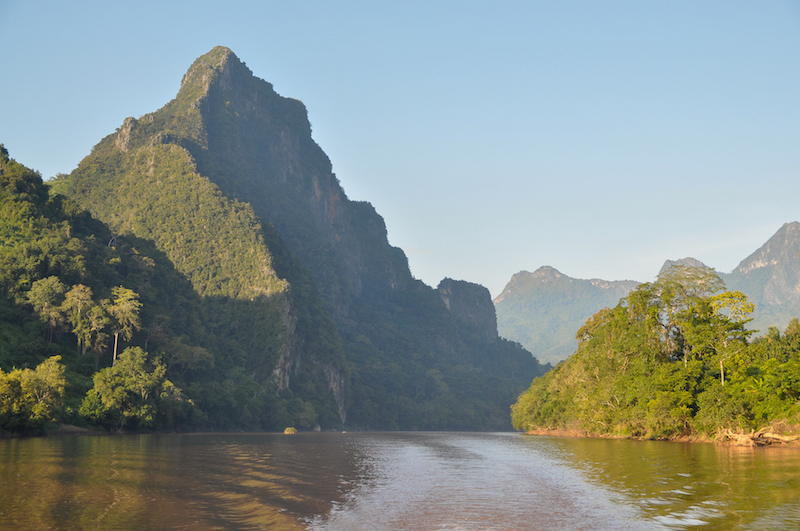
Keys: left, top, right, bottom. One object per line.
{"left": 41, "top": 47, "right": 546, "bottom": 431}
{"left": 496, "top": 222, "right": 800, "bottom": 366}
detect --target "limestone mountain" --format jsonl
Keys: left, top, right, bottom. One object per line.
{"left": 494, "top": 267, "right": 639, "bottom": 365}
{"left": 496, "top": 224, "right": 800, "bottom": 366}
{"left": 51, "top": 47, "right": 545, "bottom": 430}
{"left": 723, "top": 222, "right": 800, "bottom": 333}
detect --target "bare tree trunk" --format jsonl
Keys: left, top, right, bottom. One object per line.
{"left": 113, "top": 332, "right": 119, "bottom": 364}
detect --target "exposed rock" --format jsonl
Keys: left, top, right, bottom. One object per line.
{"left": 658, "top": 257, "right": 709, "bottom": 276}
{"left": 115, "top": 117, "right": 136, "bottom": 152}
{"left": 438, "top": 278, "right": 498, "bottom": 344}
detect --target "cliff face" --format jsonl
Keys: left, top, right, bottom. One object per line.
{"left": 438, "top": 278, "right": 498, "bottom": 344}
{"left": 723, "top": 222, "right": 800, "bottom": 332}
{"left": 178, "top": 47, "right": 412, "bottom": 318}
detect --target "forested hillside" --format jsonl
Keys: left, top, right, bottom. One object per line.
{"left": 0, "top": 144, "right": 351, "bottom": 434}
{"left": 512, "top": 265, "right": 800, "bottom": 442}
{"left": 495, "top": 266, "right": 638, "bottom": 365}
{"left": 44, "top": 47, "right": 546, "bottom": 432}
{"left": 497, "top": 224, "right": 800, "bottom": 368}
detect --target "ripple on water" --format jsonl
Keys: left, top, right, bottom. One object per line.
{"left": 309, "top": 433, "right": 651, "bottom": 531}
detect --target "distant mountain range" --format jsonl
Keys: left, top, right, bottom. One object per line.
{"left": 496, "top": 222, "right": 800, "bottom": 365}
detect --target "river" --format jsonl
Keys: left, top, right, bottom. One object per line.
{"left": 1, "top": 432, "right": 799, "bottom": 530}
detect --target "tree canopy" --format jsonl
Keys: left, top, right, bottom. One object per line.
{"left": 512, "top": 266, "right": 800, "bottom": 441}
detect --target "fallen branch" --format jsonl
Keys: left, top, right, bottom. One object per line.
{"left": 718, "top": 427, "right": 800, "bottom": 446}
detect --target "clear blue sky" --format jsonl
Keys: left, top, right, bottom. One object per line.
{"left": 2, "top": 1, "right": 799, "bottom": 297}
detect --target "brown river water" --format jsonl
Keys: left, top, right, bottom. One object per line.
{"left": 0, "top": 431, "right": 799, "bottom": 530}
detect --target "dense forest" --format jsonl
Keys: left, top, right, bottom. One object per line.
{"left": 0, "top": 144, "right": 347, "bottom": 435}
{"left": 0, "top": 143, "right": 543, "bottom": 435}
{"left": 512, "top": 264, "right": 800, "bottom": 443}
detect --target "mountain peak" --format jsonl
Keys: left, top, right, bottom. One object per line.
{"left": 176, "top": 46, "right": 267, "bottom": 107}
{"left": 531, "top": 265, "right": 564, "bottom": 279}
{"left": 494, "top": 266, "right": 565, "bottom": 304}
{"left": 180, "top": 46, "right": 235, "bottom": 86}
{"left": 658, "top": 257, "right": 709, "bottom": 277}
{"left": 733, "top": 222, "right": 800, "bottom": 275}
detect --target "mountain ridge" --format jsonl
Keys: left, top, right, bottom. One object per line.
{"left": 496, "top": 222, "right": 800, "bottom": 365}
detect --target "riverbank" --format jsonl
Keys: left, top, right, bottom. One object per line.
{"left": 524, "top": 425, "right": 800, "bottom": 447}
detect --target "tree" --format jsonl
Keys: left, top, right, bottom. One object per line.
{"left": 27, "top": 276, "right": 68, "bottom": 341}
{"left": 87, "top": 304, "right": 111, "bottom": 368}
{"left": 708, "top": 290, "right": 755, "bottom": 386}
{"left": 0, "top": 356, "right": 67, "bottom": 434}
{"left": 80, "top": 347, "right": 171, "bottom": 431}
{"left": 62, "top": 284, "right": 94, "bottom": 354}
{"left": 651, "top": 266, "right": 725, "bottom": 363}
{"left": 106, "top": 286, "right": 142, "bottom": 362}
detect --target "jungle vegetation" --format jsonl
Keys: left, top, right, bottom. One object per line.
{"left": 3, "top": 140, "right": 545, "bottom": 435}
{"left": 0, "top": 145, "right": 340, "bottom": 434}
{"left": 512, "top": 264, "right": 800, "bottom": 440}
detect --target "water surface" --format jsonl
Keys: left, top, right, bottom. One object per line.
{"left": 1, "top": 432, "right": 799, "bottom": 530}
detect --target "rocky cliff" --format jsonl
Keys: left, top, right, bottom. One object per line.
{"left": 438, "top": 278, "right": 498, "bottom": 344}
{"left": 724, "top": 222, "right": 800, "bottom": 332}
{"left": 174, "top": 47, "right": 412, "bottom": 318}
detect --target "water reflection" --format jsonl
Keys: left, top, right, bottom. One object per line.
{"left": 1, "top": 432, "right": 799, "bottom": 530}
{"left": 529, "top": 437, "right": 800, "bottom": 530}
{"left": 0, "top": 433, "right": 358, "bottom": 530}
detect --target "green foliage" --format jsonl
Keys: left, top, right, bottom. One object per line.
{"left": 512, "top": 267, "right": 800, "bottom": 439}
{"left": 80, "top": 347, "right": 191, "bottom": 431}
{"left": 0, "top": 356, "right": 67, "bottom": 434}
{"left": 27, "top": 276, "right": 67, "bottom": 341}
{"left": 106, "top": 285, "right": 142, "bottom": 360}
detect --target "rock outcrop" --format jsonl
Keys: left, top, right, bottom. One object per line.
{"left": 438, "top": 278, "right": 498, "bottom": 344}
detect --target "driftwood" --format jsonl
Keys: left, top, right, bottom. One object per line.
{"left": 717, "top": 427, "right": 799, "bottom": 446}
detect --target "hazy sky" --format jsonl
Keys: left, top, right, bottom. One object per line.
{"left": 2, "top": 1, "right": 799, "bottom": 297}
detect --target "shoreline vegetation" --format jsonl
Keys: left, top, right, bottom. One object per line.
{"left": 523, "top": 425, "right": 800, "bottom": 447}
{"left": 512, "top": 266, "right": 800, "bottom": 448}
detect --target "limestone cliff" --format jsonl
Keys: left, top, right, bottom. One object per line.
{"left": 724, "top": 222, "right": 800, "bottom": 332}
{"left": 438, "top": 278, "right": 498, "bottom": 344}
{"left": 53, "top": 46, "right": 544, "bottom": 430}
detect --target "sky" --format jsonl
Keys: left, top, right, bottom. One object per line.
{"left": 2, "top": 1, "right": 799, "bottom": 297}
